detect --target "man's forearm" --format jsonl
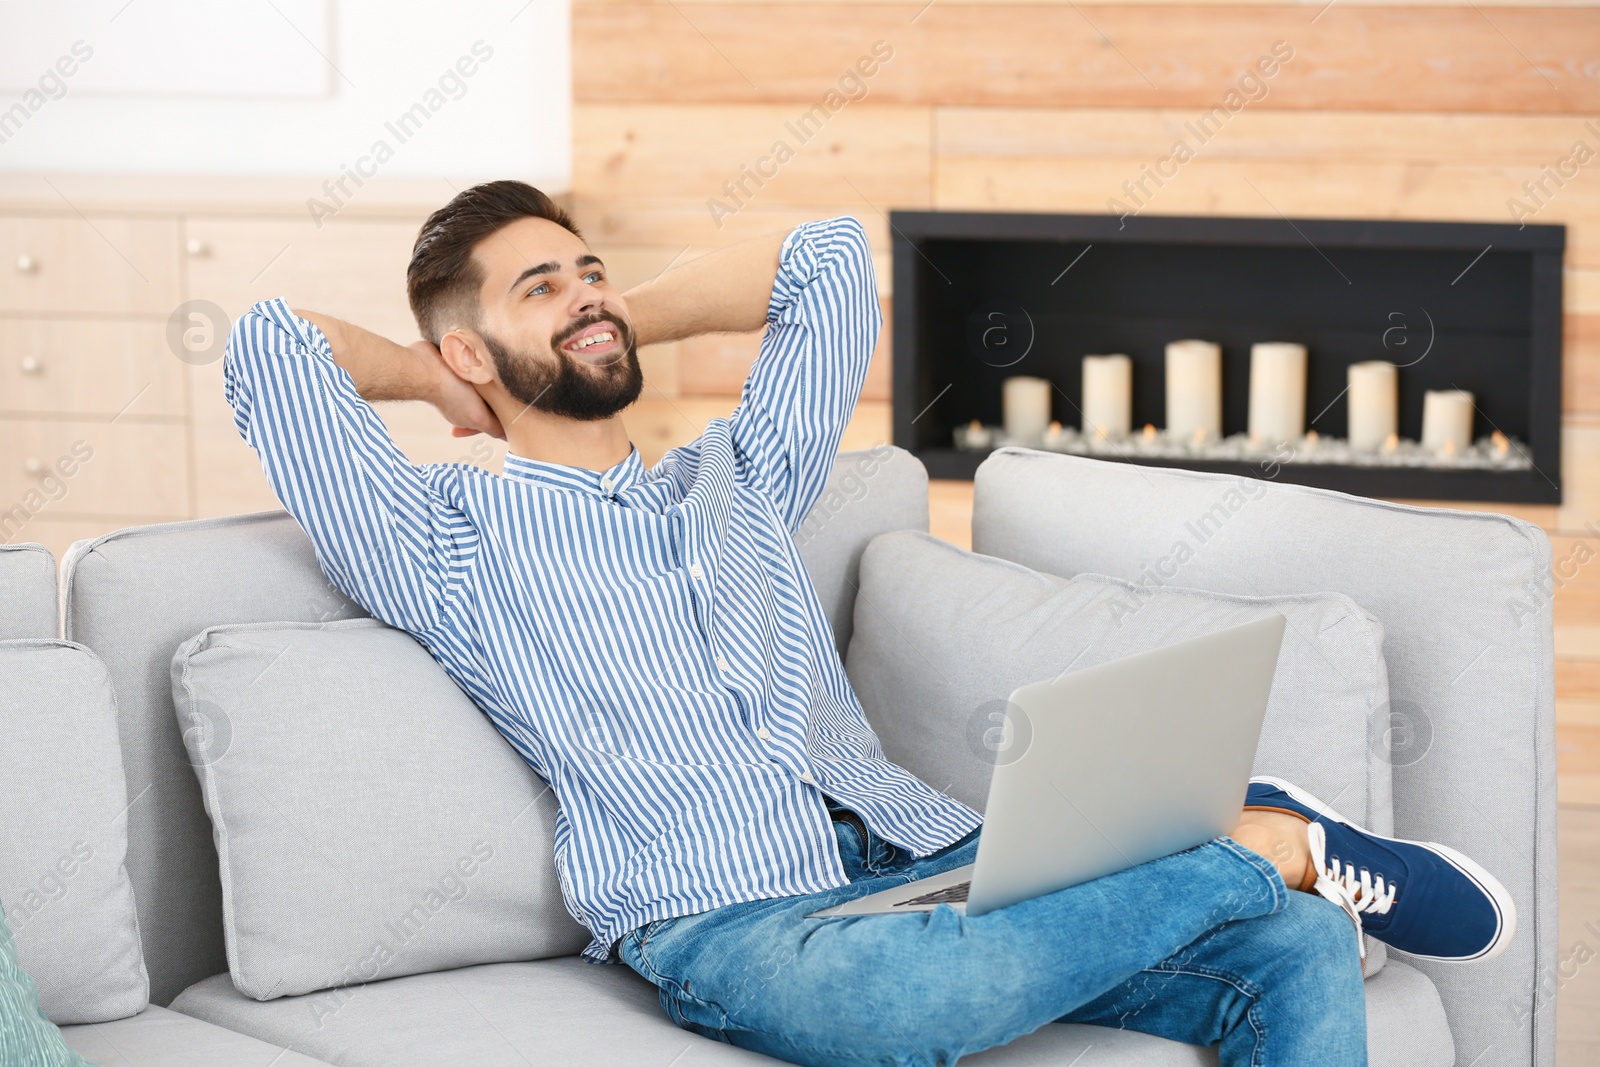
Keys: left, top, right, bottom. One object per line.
{"left": 621, "top": 229, "right": 787, "bottom": 347}
{"left": 294, "top": 309, "right": 439, "bottom": 404}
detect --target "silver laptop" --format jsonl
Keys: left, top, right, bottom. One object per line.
{"left": 808, "top": 612, "right": 1287, "bottom": 918}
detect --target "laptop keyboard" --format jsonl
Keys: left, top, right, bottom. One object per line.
{"left": 894, "top": 880, "right": 971, "bottom": 907}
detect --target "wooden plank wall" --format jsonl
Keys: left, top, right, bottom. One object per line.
{"left": 571, "top": 1, "right": 1600, "bottom": 804}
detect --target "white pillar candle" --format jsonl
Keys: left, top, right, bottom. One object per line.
{"left": 1081, "top": 354, "right": 1132, "bottom": 440}
{"left": 1421, "top": 389, "right": 1474, "bottom": 454}
{"left": 1002, "top": 376, "right": 1052, "bottom": 444}
{"left": 1247, "top": 342, "right": 1307, "bottom": 445}
{"left": 1165, "top": 340, "right": 1222, "bottom": 442}
{"left": 1346, "top": 361, "right": 1398, "bottom": 452}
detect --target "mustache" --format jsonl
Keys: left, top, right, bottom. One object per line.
{"left": 553, "top": 312, "right": 629, "bottom": 352}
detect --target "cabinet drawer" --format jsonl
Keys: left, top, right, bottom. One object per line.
{"left": 186, "top": 215, "right": 427, "bottom": 344}
{"left": 0, "top": 215, "right": 182, "bottom": 315}
{"left": 0, "top": 319, "right": 186, "bottom": 419}
{"left": 0, "top": 418, "right": 189, "bottom": 518}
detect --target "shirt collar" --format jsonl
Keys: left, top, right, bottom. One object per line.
{"left": 501, "top": 444, "right": 645, "bottom": 498}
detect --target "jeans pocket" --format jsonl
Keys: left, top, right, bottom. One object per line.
{"left": 660, "top": 983, "right": 731, "bottom": 1040}
{"left": 624, "top": 918, "right": 732, "bottom": 1039}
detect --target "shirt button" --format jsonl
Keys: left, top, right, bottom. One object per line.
{"left": 755, "top": 727, "right": 771, "bottom": 740}
{"left": 600, "top": 477, "right": 614, "bottom": 493}
{"left": 716, "top": 655, "right": 731, "bottom": 673}
{"left": 798, "top": 770, "right": 815, "bottom": 784}
{"left": 688, "top": 563, "right": 704, "bottom": 580}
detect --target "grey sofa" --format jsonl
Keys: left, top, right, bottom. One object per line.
{"left": 1, "top": 444, "right": 1554, "bottom": 1067}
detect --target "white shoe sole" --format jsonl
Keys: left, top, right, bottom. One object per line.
{"left": 1249, "top": 775, "right": 1518, "bottom": 963}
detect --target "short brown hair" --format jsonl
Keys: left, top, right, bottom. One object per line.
{"left": 406, "top": 180, "right": 583, "bottom": 344}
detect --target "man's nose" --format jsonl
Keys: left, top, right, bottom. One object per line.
{"left": 569, "top": 283, "right": 603, "bottom": 317}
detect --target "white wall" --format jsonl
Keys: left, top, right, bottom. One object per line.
{"left": 0, "top": 0, "right": 569, "bottom": 191}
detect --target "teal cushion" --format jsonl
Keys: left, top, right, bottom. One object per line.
{"left": 0, "top": 901, "right": 92, "bottom": 1067}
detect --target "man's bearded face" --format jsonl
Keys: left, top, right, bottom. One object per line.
{"left": 483, "top": 310, "right": 642, "bottom": 421}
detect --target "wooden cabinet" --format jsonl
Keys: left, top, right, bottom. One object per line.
{"left": 0, "top": 215, "right": 181, "bottom": 316}
{"left": 0, "top": 419, "right": 189, "bottom": 519}
{"left": 0, "top": 319, "right": 185, "bottom": 419}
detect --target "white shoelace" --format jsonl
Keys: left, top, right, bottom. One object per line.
{"left": 1306, "top": 821, "right": 1398, "bottom": 975}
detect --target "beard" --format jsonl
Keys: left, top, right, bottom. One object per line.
{"left": 481, "top": 313, "right": 643, "bottom": 421}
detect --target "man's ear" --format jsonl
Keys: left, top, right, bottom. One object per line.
{"left": 438, "top": 328, "right": 496, "bottom": 386}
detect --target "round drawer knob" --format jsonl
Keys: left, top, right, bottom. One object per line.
{"left": 20, "top": 355, "right": 43, "bottom": 374}
{"left": 185, "top": 238, "right": 210, "bottom": 257}
{"left": 24, "top": 457, "right": 45, "bottom": 476}
{"left": 16, "top": 253, "right": 38, "bottom": 274}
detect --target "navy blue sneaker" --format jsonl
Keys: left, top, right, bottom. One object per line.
{"left": 1246, "top": 776, "right": 1516, "bottom": 964}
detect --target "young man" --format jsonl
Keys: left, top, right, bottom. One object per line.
{"left": 224, "top": 180, "right": 1515, "bottom": 1067}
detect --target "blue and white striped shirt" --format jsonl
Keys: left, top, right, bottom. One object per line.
{"left": 223, "top": 215, "right": 982, "bottom": 962}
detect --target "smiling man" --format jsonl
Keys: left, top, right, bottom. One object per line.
{"left": 223, "top": 179, "right": 1514, "bottom": 1067}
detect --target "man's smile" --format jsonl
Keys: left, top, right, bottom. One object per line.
{"left": 560, "top": 322, "right": 622, "bottom": 359}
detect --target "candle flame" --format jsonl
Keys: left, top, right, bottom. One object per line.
{"left": 1491, "top": 430, "right": 1509, "bottom": 454}
{"left": 1094, "top": 424, "right": 1107, "bottom": 441}
{"left": 1192, "top": 427, "right": 1207, "bottom": 445}
{"left": 968, "top": 419, "right": 982, "bottom": 432}
{"left": 1441, "top": 438, "right": 1457, "bottom": 456}
{"left": 1383, "top": 432, "right": 1398, "bottom": 452}
{"left": 1304, "top": 429, "right": 1319, "bottom": 446}
{"left": 1047, "top": 420, "right": 1062, "bottom": 434}
{"left": 1143, "top": 424, "right": 1156, "bottom": 441}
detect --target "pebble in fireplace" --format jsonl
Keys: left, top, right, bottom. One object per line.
{"left": 952, "top": 418, "right": 1533, "bottom": 472}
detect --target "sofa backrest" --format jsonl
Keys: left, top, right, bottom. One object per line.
{"left": 971, "top": 447, "right": 1556, "bottom": 1067}
{"left": 61, "top": 445, "right": 927, "bottom": 1007}
{"left": 0, "top": 543, "right": 58, "bottom": 639}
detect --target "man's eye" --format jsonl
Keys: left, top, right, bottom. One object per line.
{"left": 584, "top": 271, "right": 603, "bottom": 283}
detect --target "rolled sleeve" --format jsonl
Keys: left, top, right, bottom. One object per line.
{"left": 728, "top": 216, "right": 882, "bottom": 533}
{"left": 222, "top": 297, "right": 476, "bottom": 633}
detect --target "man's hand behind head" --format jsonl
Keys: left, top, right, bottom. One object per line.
{"left": 410, "top": 339, "right": 507, "bottom": 441}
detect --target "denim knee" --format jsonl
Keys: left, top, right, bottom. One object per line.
{"left": 1224, "top": 891, "right": 1367, "bottom": 1013}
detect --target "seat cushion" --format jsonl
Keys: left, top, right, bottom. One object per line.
{"left": 169, "top": 956, "right": 1450, "bottom": 1067}
{"left": 60, "top": 1004, "right": 334, "bottom": 1066}
{"left": 0, "top": 639, "right": 148, "bottom": 1024}
{"left": 169, "top": 617, "right": 588, "bottom": 1001}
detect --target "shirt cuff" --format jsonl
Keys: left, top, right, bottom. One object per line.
{"left": 764, "top": 216, "right": 867, "bottom": 325}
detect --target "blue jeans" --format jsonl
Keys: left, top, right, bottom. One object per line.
{"left": 617, "top": 804, "right": 1368, "bottom": 1067}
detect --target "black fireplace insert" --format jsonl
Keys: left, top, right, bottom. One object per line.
{"left": 889, "top": 210, "right": 1564, "bottom": 504}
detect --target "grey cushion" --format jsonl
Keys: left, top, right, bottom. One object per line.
{"left": 0, "top": 543, "right": 56, "bottom": 639}
{"left": 847, "top": 530, "right": 1391, "bottom": 824}
{"left": 170, "top": 617, "right": 588, "bottom": 1001}
{"left": 61, "top": 447, "right": 926, "bottom": 1007}
{"left": 970, "top": 446, "right": 1555, "bottom": 1067}
{"left": 60, "top": 1004, "right": 334, "bottom": 1067}
{"left": 169, "top": 956, "right": 1450, "bottom": 1067}
{"left": 0, "top": 640, "right": 148, "bottom": 1024}
{"left": 0, "top": 900, "right": 92, "bottom": 1066}
{"left": 845, "top": 529, "right": 1393, "bottom": 973}
{"left": 63, "top": 513, "right": 372, "bottom": 1006}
